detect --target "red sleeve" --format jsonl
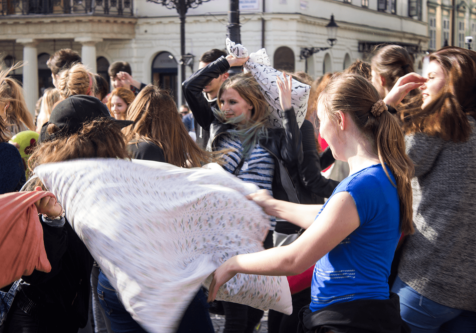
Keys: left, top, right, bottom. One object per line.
{"left": 287, "top": 265, "right": 314, "bottom": 295}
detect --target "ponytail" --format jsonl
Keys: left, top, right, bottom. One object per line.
{"left": 320, "top": 74, "right": 415, "bottom": 235}
{"left": 0, "top": 77, "right": 35, "bottom": 131}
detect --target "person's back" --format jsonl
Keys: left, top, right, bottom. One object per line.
{"left": 398, "top": 118, "right": 476, "bottom": 310}
{"left": 311, "top": 164, "right": 400, "bottom": 311}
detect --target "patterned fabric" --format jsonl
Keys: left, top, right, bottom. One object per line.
{"left": 34, "top": 159, "right": 292, "bottom": 333}
{"left": 226, "top": 38, "right": 310, "bottom": 129}
{"left": 216, "top": 133, "right": 276, "bottom": 229}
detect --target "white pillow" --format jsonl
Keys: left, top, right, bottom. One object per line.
{"left": 35, "top": 159, "right": 292, "bottom": 333}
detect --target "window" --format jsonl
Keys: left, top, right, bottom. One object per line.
{"left": 408, "top": 0, "right": 422, "bottom": 20}
{"left": 458, "top": 21, "right": 465, "bottom": 47}
{"left": 274, "top": 47, "right": 295, "bottom": 72}
{"left": 362, "top": 0, "right": 369, "bottom": 7}
{"left": 429, "top": 17, "right": 436, "bottom": 50}
{"left": 378, "top": 0, "right": 387, "bottom": 11}
{"left": 443, "top": 18, "right": 450, "bottom": 45}
{"left": 388, "top": 0, "right": 396, "bottom": 14}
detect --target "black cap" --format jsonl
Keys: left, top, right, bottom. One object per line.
{"left": 39, "top": 95, "right": 132, "bottom": 143}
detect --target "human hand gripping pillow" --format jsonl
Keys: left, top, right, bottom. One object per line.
{"left": 226, "top": 38, "right": 311, "bottom": 128}
{"left": 34, "top": 158, "right": 292, "bottom": 333}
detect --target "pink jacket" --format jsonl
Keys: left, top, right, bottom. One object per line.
{"left": 0, "top": 191, "right": 53, "bottom": 288}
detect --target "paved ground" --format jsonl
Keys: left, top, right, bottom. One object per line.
{"left": 211, "top": 311, "right": 268, "bottom": 333}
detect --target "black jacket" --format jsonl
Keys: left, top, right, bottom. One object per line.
{"left": 183, "top": 57, "right": 337, "bottom": 207}
{"left": 297, "top": 293, "right": 410, "bottom": 333}
{"left": 21, "top": 219, "right": 94, "bottom": 329}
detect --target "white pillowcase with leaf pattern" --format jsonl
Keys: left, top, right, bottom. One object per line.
{"left": 35, "top": 158, "right": 292, "bottom": 333}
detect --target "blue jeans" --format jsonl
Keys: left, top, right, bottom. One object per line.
{"left": 97, "top": 270, "right": 214, "bottom": 333}
{"left": 392, "top": 276, "right": 476, "bottom": 333}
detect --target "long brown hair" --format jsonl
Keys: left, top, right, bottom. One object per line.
{"left": 107, "top": 87, "right": 135, "bottom": 116}
{"left": 123, "top": 85, "right": 215, "bottom": 168}
{"left": 320, "top": 74, "right": 414, "bottom": 235}
{"left": 0, "top": 77, "right": 35, "bottom": 131}
{"left": 29, "top": 119, "right": 129, "bottom": 172}
{"left": 0, "top": 116, "right": 9, "bottom": 143}
{"left": 402, "top": 47, "right": 476, "bottom": 143}
{"left": 216, "top": 73, "right": 271, "bottom": 156}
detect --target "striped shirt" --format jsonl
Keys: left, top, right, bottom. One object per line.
{"left": 216, "top": 133, "right": 276, "bottom": 229}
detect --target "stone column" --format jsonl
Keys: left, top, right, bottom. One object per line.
{"left": 16, "top": 39, "right": 39, "bottom": 117}
{"left": 75, "top": 37, "right": 103, "bottom": 73}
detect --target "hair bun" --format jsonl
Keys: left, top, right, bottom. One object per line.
{"left": 370, "top": 100, "right": 387, "bottom": 118}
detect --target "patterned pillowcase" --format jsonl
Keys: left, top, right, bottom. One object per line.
{"left": 35, "top": 159, "right": 292, "bottom": 333}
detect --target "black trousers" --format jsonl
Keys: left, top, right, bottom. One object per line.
{"left": 222, "top": 301, "right": 263, "bottom": 333}
{"left": 268, "top": 287, "right": 311, "bottom": 333}
{"left": 2, "top": 289, "right": 79, "bottom": 333}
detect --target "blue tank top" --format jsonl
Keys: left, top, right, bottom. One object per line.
{"left": 310, "top": 164, "right": 401, "bottom": 312}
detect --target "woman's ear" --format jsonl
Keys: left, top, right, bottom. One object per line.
{"left": 380, "top": 75, "right": 386, "bottom": 88}
{"left": 336, "top": 110, "right": 347, "bottom": 131}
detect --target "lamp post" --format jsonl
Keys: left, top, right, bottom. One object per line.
{"left": 147, "top": 0, "right": 210, "bottom": 102}
{"left": 300, "top": 15, "right": 339, "bottom": 73}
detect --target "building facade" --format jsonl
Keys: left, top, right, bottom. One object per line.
{"left": 0, "top": 0, "right": 429, "bottom": 115}
{"left": 427, "top": 0, "right": 476, "bottom": 51}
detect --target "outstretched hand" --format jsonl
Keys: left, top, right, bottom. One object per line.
{"left": 34, "top": 186, "right": 63, "bottom": 218}
{"left": 207, "top": 257, "right": 238, "bottom": 303}
{"left": 246, "top": 189, "right": 276, "bottom": 216}
{"left": 277, "top": 72, "right": 293, "bottom": 111}
{"left": 384, "top": 73, "right": 427, "bottom": 108}
{"left": 226, "top": 55, "right": 249, "bottom": 68}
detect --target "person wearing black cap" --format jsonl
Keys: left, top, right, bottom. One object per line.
{"left": 2, "top": 95, "right": 132, "bottom": 333}
{"left": 39, "top": 94, "right": 132, "bottom": 143}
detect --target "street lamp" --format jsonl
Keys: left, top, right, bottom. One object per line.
{"left": 147, "top": 0, "right": 210, "bottom": 102}
{"left": 300, "top": 15, "right": 339, "bottom": 73}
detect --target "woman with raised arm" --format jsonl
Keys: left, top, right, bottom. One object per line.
{"left": 384, "top": 47, "right": 476, "bottom": 332}
{"left": 208, "top": 74, "right": 414, "bottom": 333}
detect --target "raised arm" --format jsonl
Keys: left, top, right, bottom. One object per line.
{"left": 208, "top": 191, "right": 359, "bottom": 302}
{"left": 182, "top": 57, "right": 231, "bottom": 131}
{"left": 276, "top": 73, "right": 303, "bottom": 166}
{"left": 298, "top": 120, "right": 339, "bottom": 198}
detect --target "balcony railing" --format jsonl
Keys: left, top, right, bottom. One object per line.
{"left": 0, "top": 0, "right": 133, "bottom": 16}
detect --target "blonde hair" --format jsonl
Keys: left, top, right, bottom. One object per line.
{"left": 0, "top": 75, "right": 35, "bottom": 132}
{"left": 320, "top": 74, "right": 414, "bottom": 235}
{"left": 123, "top": 85, "right": 215, "bottom": 167}
{"left": 216, "top": 73, "right": 270, "bottom": 155}
{"left": 37, "top": 88, "right": 61, "bottom": 129}
{"left": 56, "top": 63, "right": 94, "bottom": 99}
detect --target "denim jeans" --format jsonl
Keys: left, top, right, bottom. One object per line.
{"left": 392, "top": 276, "right": 476, "bottom": 333}
{"left": 97, "top": 270, "right": 214, "bottom": 333}
{"left": 91, "top": 265, "right": 112, "bottom": 333}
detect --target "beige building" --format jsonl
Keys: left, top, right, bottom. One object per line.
{"left": 0, "top": 0, "right": 429, "bottom": 115}
{"left": 427, "top": 0, "right": 476, "bottom": 51}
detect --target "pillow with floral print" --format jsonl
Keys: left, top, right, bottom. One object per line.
{"left": 35, "top": 158, "right": 292, "bottom": 333}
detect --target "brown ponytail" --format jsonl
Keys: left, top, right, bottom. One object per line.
{"left": 320, "top": 74, "right": 415, "bottom": 235}
{"left": 56, "top": 63, "right": 92, "bottom": 99}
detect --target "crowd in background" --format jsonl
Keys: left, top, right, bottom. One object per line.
{"left": 1, "top": 42, "right": 475, "bottom": 333}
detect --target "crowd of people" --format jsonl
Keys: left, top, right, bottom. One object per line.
{"left": 1, "top": 42, "right": 475, "bottom": 333}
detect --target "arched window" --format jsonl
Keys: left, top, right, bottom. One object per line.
{"left": 343, "top": 53, "right": 351, "bottom": 70}
{"left": 273, "top": 47, "right": 295, "bottom": 72}
{"left": 97, "top": 56, "right": 110, "bottom": 90}
{"left": 38, "top": 53, "right": 53, "bottom": 96}
{"left": 323, "top": 53, "right": 332, "bottom": 74}
{"left": 152, "top": 52, "right": 178, "bottom": 100}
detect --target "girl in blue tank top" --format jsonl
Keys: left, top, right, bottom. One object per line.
{"left": 207, "top": 74, "right": 416, "bottom": 332}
